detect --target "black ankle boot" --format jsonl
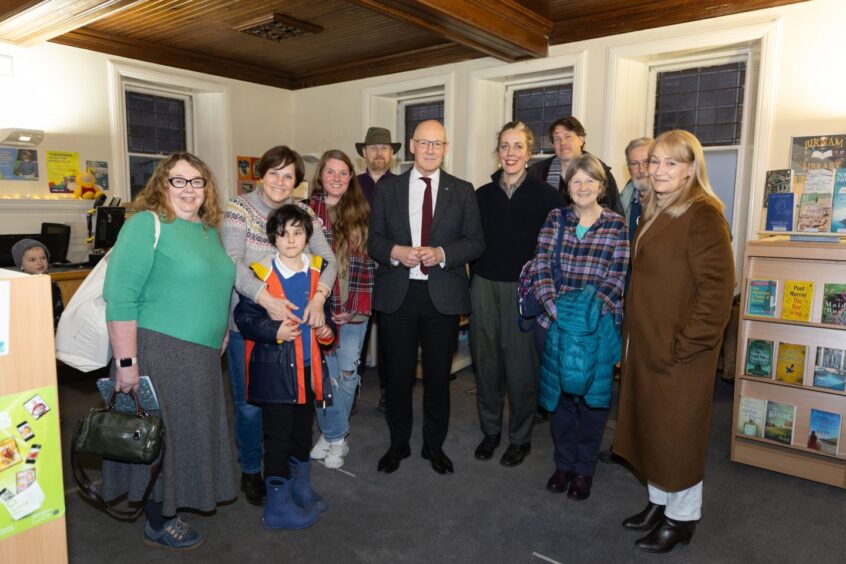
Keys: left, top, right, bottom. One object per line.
{"left": 634, "top": 516, "right": 695, "bottom": 553}
{"left": 241, "top": 472, "right": 266, "bottom": 506}
{"left": 623, "top": 502, "right": 665, "bottom": 531}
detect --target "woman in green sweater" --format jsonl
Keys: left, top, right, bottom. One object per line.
{"left": 103, "top": 152, "right": 236, "bottom": 551}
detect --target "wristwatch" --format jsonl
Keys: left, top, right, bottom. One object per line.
{"left": 118, "top": 357, "right": 137, "bottom": 368}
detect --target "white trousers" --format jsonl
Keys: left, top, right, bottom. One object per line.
{"left": 647, "top": 481, "right": 703, "bottom": 521}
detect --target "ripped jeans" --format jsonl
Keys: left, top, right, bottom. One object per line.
{"left": 315, "top": 321, "right": 368, "bottom": 441}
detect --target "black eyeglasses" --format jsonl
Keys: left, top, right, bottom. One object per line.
{"left": 168, "top": 177, "right": 207, "bottom": 189}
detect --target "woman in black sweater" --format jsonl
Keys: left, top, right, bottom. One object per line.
{"left": 470, "top": 121, "right": 563, "bottom": 467}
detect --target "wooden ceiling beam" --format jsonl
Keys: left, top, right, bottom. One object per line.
{"left": 549, "top": 0, "right": 808, "bottom": 45}
{"left": 50, "top": 28, "right": 295, "bottom": 89}
{"left": 294, "top": 43, "right": 479, "bottom": 89}
{"left": 0, "top": 0, "right": 145, "bottom": 46}
{"left": 348, "top": 0, "right": 551, "bottom": 61}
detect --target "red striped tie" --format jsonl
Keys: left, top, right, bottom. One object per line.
{"left": 420, "top": 176, "right": 432, "bottom": 274}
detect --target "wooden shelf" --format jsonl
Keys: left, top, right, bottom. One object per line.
{"left": 731, "top": 239, "right": 846, "bottom": 489}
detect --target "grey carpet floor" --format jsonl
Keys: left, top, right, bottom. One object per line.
{"left": 58, "top": 366, "right": 846, "bottom": 563}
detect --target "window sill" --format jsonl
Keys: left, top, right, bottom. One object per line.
{"left": 0, "top": 198, "right": 92, "bottom": 212}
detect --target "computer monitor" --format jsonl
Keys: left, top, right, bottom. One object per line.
{"left": 41, "top": 222, "right": 71, "bottom": 264}
{"left": 93, "top": 207, "right": 126, "bottom": 251}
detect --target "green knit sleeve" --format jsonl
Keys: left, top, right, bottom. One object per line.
{"left": 104, "top": 212, "right": 157, "bottom": 322}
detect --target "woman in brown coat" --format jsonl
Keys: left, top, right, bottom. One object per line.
{"left": 612, "top": 130, "right": 734, "bottom": 553}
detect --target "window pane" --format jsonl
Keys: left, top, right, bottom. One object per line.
{"left": 125, "top": 91, "right": 186, "bottom": 156}
{"left": 654, "top": 62, "right": 745, "bottom": 146}
{"left": 512, "top": 83, "right": 574, "bottom": 154}
{"left": 128, "top": 155, "right": 164, "bottom": 200}
{"left": 404, "top": 100, "right": 444, "bottom": 161}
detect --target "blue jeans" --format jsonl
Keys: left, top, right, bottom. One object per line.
{"left": 316, "top": 321, "right": 368, "bottom": 441}
{"left": 227, "top": 330, "right": 263, "bottom": 474}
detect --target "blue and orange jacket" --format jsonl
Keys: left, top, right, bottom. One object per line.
{"left": 233, "top": 254, "right": 334, "bottom": 406}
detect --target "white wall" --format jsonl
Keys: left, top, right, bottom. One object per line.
{"left": 0, "top": 42, "right": 293, "bottom": 260}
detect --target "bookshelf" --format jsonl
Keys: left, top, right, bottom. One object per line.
{"left": 731, "top": 238, "right": 846, "bottom": 488}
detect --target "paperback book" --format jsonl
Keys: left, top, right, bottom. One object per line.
{"left": 775, "top": 342, "right": 806, "bottom": 385}
{"left": 764, "top": 401, "right": 796, "bottom": 445}
{"left": 763, "top": 169, "right": 793, "bottom": 208}
{"left": 831, "top": 168, "right": 846, "bottom": 233}
{"left": 807, "top": 408, "right": 841, "bottom": 456}
{"left": 813, "top": 346, "right": 846, "bottom": 391}
{"left": 821, "top": 283, "right": 846, "bottom": 326}
{"left": 747, "top": 279, "right": 778, "bottom": 318}
{"left": 781, "top": 280, "right": 814, "bottom": 322}
{"left": 95, "top": 376, "right": 160, "bottom": 412}
{"left": 797, "top": 192, "right": 833, "bottom": 232}
{"left": 736, "top": 397, "right": 767, "bottom": 438}
{"left": 745, "top": 339, "right": 774, "bottom": 377}
{"left": 765, "top": 193, "right": 794, "bottom": 231}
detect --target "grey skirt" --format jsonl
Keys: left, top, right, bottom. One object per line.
{"left": 102, "top": 328, "right": 236, "bottom": 515}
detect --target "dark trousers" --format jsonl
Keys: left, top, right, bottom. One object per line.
{"left": 261, "top": 371, "right": 314, "bottom": 478}
{"left": 359, "top": 312, "right": 388, "bottom": 390}
{"left": 551, "top": 394, "right": 609, "bottom": 476}
{"left": 379, "top": 280, "right": 459, "bottom": 450}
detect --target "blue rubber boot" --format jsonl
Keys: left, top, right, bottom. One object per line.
{"left": 289, "top": 457, "right": 328, "bottom": 512}
{"left": 263, "top": 476, "right": 319, "bottom": 530}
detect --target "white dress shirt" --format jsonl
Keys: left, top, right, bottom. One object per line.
{"left": 406, "top": 167, "right": 445, "bottom": 280}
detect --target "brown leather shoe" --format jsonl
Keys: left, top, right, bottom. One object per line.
{"left": 546, "top": 469, "right": 575, "bottom": 493}
{"left": 567, "top": 474, "right": 593, "bottom": 501}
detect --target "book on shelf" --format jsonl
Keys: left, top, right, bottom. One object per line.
{"left": 745, "top": 338, "right": 774, "bottom": 377}
{"left": 764, "top": 400, "right": 796, "bottom": 445}
{"left": 813, "top": 346, "right": 846, "bottom": 391}
{"left": 797, "top": 169, "right": 834, "bottom": 232}
{"left": 821, "top": 283, "right": 846, "bottom": 326}
{"left": 765, "top": 193, "right": 794, "bottom": 232}
{"left": 763, "top": 169, "right": 793, "bottom": 208}
{"left": 747, "top": 279, "right": 778, "bottom": 317}
{"left": 808, "top": 408, "right": 842, "bottom": 456}
{"left": 737, "top": 397, "right": 767, "bottom": 438}
{"left": 831, "top": 168, "right": 846, "bottom": 233}
{"left": 775, "top": 342, "right": 807, "bottom": 385}
{"left": 790, "top": 134, "right": 846, "bottom": 175}
{"left": 781, "top": 280, "right": 814, "bottom": 322}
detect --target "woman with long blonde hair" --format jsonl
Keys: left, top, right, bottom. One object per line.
{"left": 307, "top": 149, "right": 375, "bottom": 469}
{"left": 613, "top": 130, "right": 735, "bottom": 553}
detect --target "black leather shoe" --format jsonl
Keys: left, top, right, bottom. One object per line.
{"left": 623, "top": 502, "right": 665, "bottom": 531}
{"left": 567, "top": 474, "right": 593, "bottom": 501}
{"left": 635, "top": 517, "right": 696, "bottom": 553}
{"left": 474, "top": 434, "right": 501, "bottom": 461}
{"left": 598, "top": 449, "right": 623, "bottom": 464}
{"left": 377, "top": 445, "right": 410, "bottom": 473}
{"left": 546, "top": 469, "right": 575, "bottom": 493}
{"left": 421, "top": 445, "right": 454, "bottom": 474}
{"left": 240, "top": 472, "right": 266, "bottom": 506}
{"left": 499, "top": 443, "right": 531, "bottom": 467}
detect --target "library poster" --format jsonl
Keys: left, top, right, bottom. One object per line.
{"left": 0, "top": 147, "right": 39, "bottom": 181}
{"left": 45, "top": 151, "right": 78, "bottom": 193}
{"left": 0, "top": 385, "right": 65, "bottom": 541}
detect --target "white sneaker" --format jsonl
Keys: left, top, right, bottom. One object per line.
{"left": 310, "top": 435, "right": 331, "bottom": 460}
{"left": 323, "top": 439, "right": 348, "bottom": 469}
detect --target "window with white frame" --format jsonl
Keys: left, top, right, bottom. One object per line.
{"left": 648, "top": 55, "right": 751, "bottom": 230}
{"left": 124, "top": 84, "right": 194, "bottom": 199}
{"left": 507, "top": 81, "right": 573, "bottom": 157}
{"left": 399, "top": 96, "right": 444, "bottom": 165}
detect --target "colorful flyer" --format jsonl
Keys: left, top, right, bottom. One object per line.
{"left": 45, "top": 150, "right": 79, "bottom": 193}
{"left": 0, "top": 386, "right": 65, "bottom": 541}
{"left": 236, "top": 156, "right": 252, "bottom": 181}
{"left": 85, "top": 160, "right": 109, "bottom": 191}
{"left": 0, "top": 147, "right": 39, "bottom": 180}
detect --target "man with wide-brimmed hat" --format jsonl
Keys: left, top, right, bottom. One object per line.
{"left": 356, "top": 127, "right": 401, "bottom": 412}
{"left": 356, "top": 127, "right": 401, "bottom": 206}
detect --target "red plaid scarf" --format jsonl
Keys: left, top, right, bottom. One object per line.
{"left": 308, "top": 193, "right": 374, "bottom": 317}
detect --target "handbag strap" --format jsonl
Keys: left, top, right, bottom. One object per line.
{"left": 70, "top": 423, "right": 165, "bottom": 521}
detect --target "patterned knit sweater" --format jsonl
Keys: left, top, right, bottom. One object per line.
{"left": 222, "top": 186, "right": 337, "bottom": 332}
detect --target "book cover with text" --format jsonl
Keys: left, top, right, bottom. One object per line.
{"left": 765, "top": 193, "right": 794, "bottom": 231}
{"left": 776, "top": 342, "right": 806, "bottom": 385}
{"left": 808, "top": 408, "right": 841, "bottom": 456}
{"left": 737, "top": 397, "right": 767, "bottom": 438}
{"left": 821, "top": 283, "right": 846, "bottom": 326}
{"left": 781, "top": 280, "right": 814, "bottom": 322}
{"left": 747, "top": 279, "right": 778, "bottom": 317}
{"left": 831, "top": 168, "right": 846, "bottom": 233}
{"left": 745, "top": 339, "right": 774, "bottom": 377}
{"left": 763, "top": 169, "right": 793, "bottom": 208}
{"left": 764, "top": 401, "right": 796, "bottom": 445}
{"left": 813, "top": 346, "right": 846, "bottom": 391}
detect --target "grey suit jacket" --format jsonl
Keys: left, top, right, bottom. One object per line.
{"left": 368, "top": 169, "right": 485, "bottom": 315}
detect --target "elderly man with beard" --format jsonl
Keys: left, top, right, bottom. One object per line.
{"left": 619, "top": 137, "right": 654, "bottom": 241}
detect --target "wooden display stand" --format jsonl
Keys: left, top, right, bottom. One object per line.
{"left": 731, "top": 238, "right": 846, "bottom": 488}
{"left": 0, "top": 272, "right": 68, "bottom": 563}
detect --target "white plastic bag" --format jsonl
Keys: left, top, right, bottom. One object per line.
{"left": 56, "top": 212, "right": 160, "bottom": 371}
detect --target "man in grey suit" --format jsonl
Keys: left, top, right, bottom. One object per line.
{"left": 368, "top": 119, "right": 485, "bottom": 474}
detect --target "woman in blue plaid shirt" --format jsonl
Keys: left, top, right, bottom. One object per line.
{"left": 526, "top": 153, "right": 630, "bottom": 501}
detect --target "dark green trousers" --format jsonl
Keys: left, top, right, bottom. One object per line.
{"left": 469, "top": 275, "right": 539, "bottom": 445}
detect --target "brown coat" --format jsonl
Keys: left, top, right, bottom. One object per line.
{"left": 613, "top": 200, "right": 734, "bottom": 491}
